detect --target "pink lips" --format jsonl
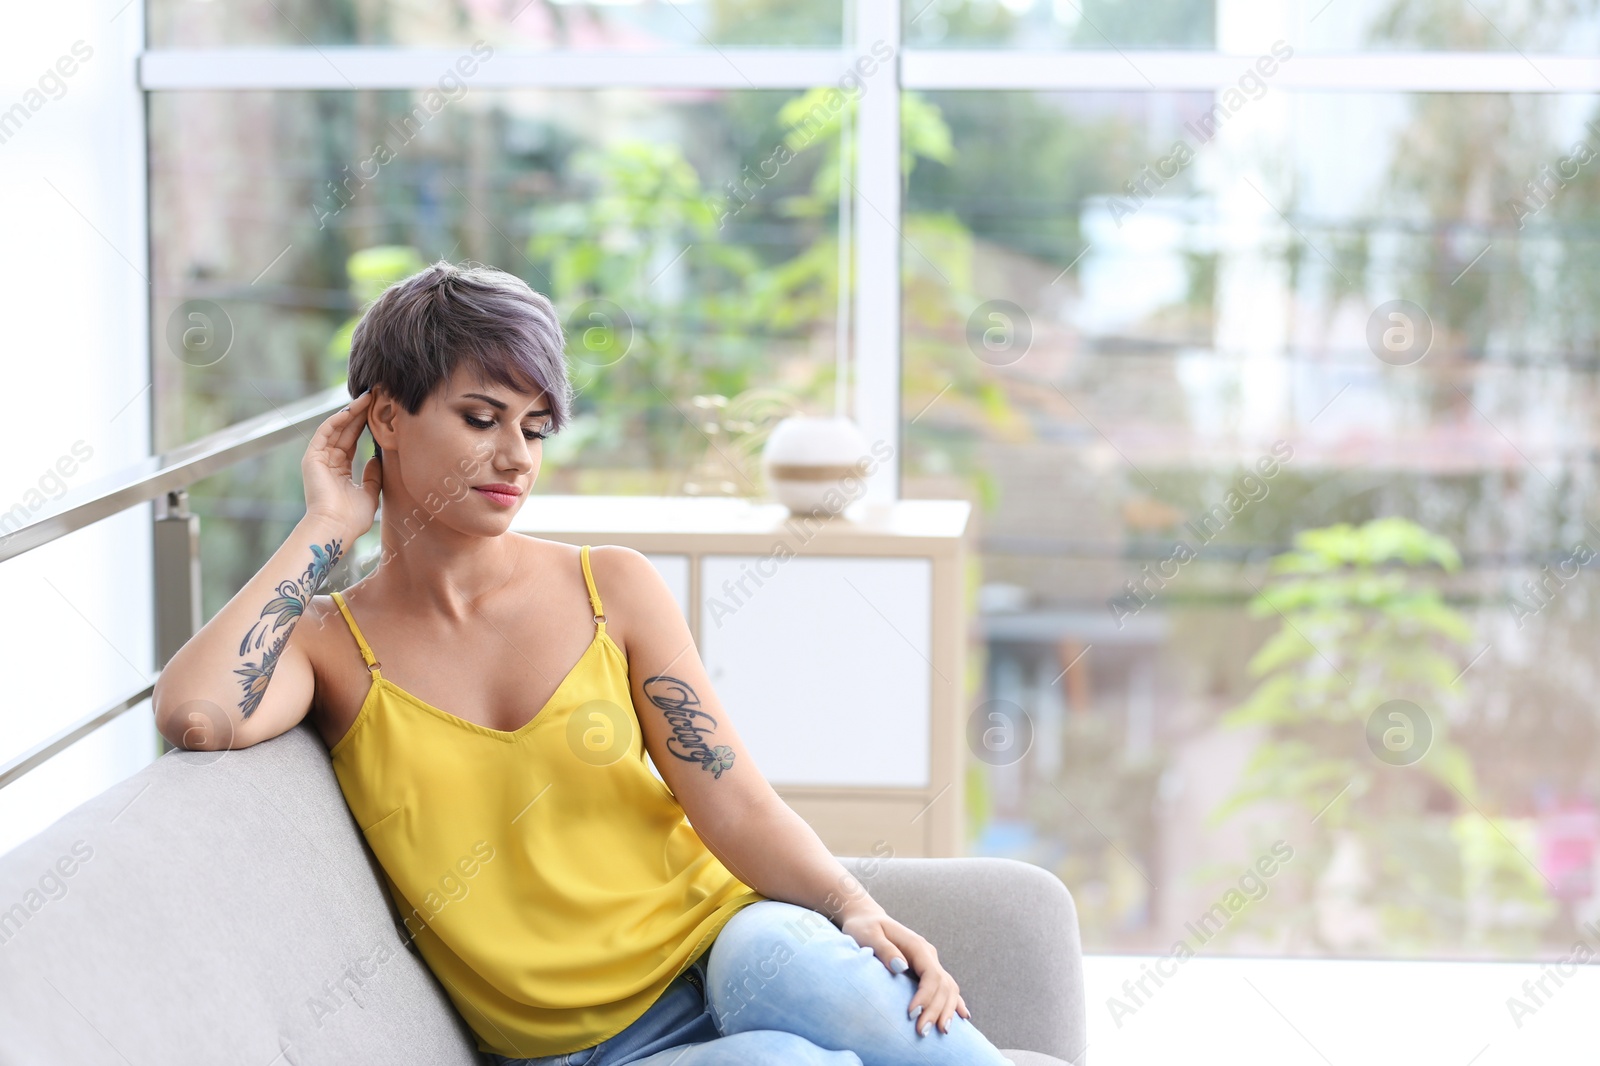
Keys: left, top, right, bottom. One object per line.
{"left": 472, "top": 487, "right": 520, "bottom": 507}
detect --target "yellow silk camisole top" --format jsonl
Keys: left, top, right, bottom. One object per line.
{"left": 326, "top": 544, "right": 766, "bottom": 1058}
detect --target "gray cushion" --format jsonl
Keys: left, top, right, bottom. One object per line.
{"left": 0, "top": 721, "right": 1085, "bottom": 1065}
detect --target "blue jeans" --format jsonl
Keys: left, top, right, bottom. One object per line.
{"left": 486, "top": 900, "right": 1016, "bottom": 1066}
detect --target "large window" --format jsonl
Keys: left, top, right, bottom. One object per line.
{"left": 145, "top": 0, "right": 1600, "bottom": 961}
{"left": 150, "top": 85, "right": 852, "bottom": 615}
{"left": 903, "top": 82, "right": 1600, "bottom": 958}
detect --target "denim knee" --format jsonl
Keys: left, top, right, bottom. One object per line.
{"left": 712, "top": 900, "right": 841, "bottom": 970}
{"left": 705, "top": 901, "right": 851, "bottom": 1030}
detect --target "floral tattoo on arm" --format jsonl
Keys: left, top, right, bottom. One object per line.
{"left": 234, "top": 538, "right": 343, "bottom": 719}
{"left": 643, "top": 675, "right": 736, "bottom": 779}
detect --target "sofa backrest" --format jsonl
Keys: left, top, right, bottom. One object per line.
{"left": 0, "top": 722, "right": 485, "bottom": 1066}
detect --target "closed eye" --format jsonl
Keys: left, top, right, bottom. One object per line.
{"left": 464, "top": 414, "right": 548, "bottom": 440}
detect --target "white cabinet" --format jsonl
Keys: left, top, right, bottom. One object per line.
{"left": 698, "top": 555, "right": 931, "bottom": 788}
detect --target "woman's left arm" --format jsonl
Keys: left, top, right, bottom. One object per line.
{"left": 599, "top": 546, "right": 971, "bottom": 1037}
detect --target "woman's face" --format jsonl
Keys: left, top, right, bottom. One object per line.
{"left": 367, "top": 363, "right": 552, "bottom": 536}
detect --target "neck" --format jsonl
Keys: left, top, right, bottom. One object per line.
{"left": 367, "top": 487, "right": 523, "bottom": 622}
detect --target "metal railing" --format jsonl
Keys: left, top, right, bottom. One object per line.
{"left": 0, "top": 385, "right": 349, "bottom": 790}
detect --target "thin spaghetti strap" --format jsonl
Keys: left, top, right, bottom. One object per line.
{"left": 579, "top": 544, "right": 606, "bottom": 631}
{"left": 330, "top": 590, "right": 383, "bottom": 680}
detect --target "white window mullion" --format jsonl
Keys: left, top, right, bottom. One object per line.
{"left": 141, "top": 46, "right": 1600, "bottom": 95}
{"left": 853, "top": 0, "right": 902, "bottom": 503}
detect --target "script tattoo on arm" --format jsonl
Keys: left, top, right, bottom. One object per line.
{"left": 642, "top": 675, "right": 736, "bottom": 779}
{"left": 234, "top": 538, "right": 343, "bottom": 719}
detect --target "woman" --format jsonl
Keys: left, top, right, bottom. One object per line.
{"left": 153, "top": 261, "right": 1015, "bottom": 1066}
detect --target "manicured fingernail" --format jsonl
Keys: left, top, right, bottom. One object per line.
{"left": 889, "top": 957, "right": 907, "bottom": 974}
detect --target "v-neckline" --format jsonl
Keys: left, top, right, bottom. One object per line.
{"left": 366, "top": 629, "right": 619, "bottom": 743}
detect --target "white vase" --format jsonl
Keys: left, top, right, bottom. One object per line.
{"left": 761, "top": 415, "right": 872, "bottom": 517}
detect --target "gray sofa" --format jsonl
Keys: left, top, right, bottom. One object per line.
{"left": 0, "top": 722, "right": 1087, "bottom": 1065}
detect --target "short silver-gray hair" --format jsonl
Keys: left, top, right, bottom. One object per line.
{"left": 347, "top": 260, "right": 572, "bottom": 457}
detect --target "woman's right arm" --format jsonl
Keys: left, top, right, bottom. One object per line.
{"left": 153, "top": 391, "right": 381, "bottom": 751}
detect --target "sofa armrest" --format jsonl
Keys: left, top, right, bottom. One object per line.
{"left": 834, "top": 855, "right": 1087, "bottom": 1065}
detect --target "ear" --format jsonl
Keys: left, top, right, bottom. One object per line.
{"left": 367, "top": 384, "right": 402, "bottom": 453}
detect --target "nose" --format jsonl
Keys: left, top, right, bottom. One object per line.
{"left": 496, "top": 424, "right": 538, "bottom": 476}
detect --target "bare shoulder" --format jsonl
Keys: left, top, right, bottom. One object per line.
{"left": 508, "top": 534, "right": 636, "bottom": 598}
{"left": 585, "top": 543, "right": 655, "bottom": 593}
{"left": 303, "top": 592, "right": 344, "bottom": 645}
{"left": 298, "top": 592, "right": 356, "bottom": 708}
{"left": 583, "top": 544, "right": 675, "bottom": 656}
{"left": 300, "top": 589, "right": 348, "bottom": 672}
{"left": 507, "top": 533, "right": 589, "bottom": 588}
